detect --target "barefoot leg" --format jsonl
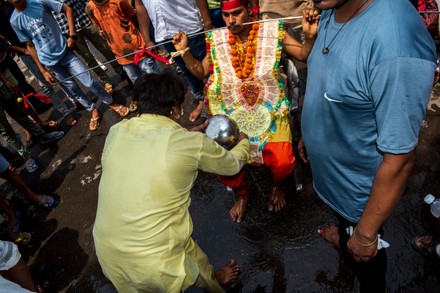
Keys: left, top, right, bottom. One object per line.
{"left": 317, "top": 225, "right": 340, "bottom": 248}
{"left": 189, "top": 101, "right": 204, "bottom": 122}
{"left": 230, "top": 193, "right": 248, "bottom": 224}
{"left": 267, "top": 181, "right": 286, "bottom": 212}
{"left": 215, "top": 259, "right": 239, "bottom": 287}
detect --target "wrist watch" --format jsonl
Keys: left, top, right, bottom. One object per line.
{"left": 69, "top": 35, "right": 78, "bottom": 40}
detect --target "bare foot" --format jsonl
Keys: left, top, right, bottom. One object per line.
{"left": 189, "top": 101, "right": 204, "bottom": 122}
{"left": 215, "top": 259, "right": 239, "bottom": 287}
{"left": 317, "top": 225, "right": 340, "bottom": 248}
{"left": 230, "top": 193, "right": 249, "bottom": 224}
{"left": 267, "top": 184, "right": 286, "bottom": 212}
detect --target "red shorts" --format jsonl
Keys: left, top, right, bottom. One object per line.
{"left": 218, "top": 141, "right": 295, "bottom": 190}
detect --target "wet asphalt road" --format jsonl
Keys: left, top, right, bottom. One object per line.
{"left": 1, "top": 69, "right": 439, "bottom": 293}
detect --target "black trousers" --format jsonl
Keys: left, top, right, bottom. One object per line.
{"left": 335, "top": 213, "right": 387, "bottom": 293}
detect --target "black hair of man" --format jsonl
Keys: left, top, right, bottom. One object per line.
{"left": 133, "top": 70, "right": 186, "bottom": 116}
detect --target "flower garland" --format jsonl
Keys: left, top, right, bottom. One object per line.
{"left": 228, "top": 23, "right": 259, "bottom": 79}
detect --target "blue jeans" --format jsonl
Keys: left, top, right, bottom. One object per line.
{"left": 163, "top": 32, "right": 206, "bottom": 102}
{"left": 20, "top": 54, "right": 72, "bottom": 117}
{"left": 122, "top": 57, "right": 160, "bottom": 85}
{"left": 47, "top": 50, "right": 113, "bottom": 112}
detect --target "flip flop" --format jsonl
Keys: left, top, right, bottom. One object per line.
{"left": 411, "top": 235, "right": 440, "bottom": 257}
{"left": 10, "top": 232, "right": 32, "bottom": 245}
{"left": 89, "top": 115, "right": 102, "bottom": 131}
{"left": 36, "top": 194, "right": 54, "bottom": 209}
{"left": 113, "top": 105, "right": 129, "bottom": 117}
{"left": 25, "top": 157, "right": 39, "bottom": 173}
{"left": 129, "top": 100, "right": 138, "bottom": 112}
{"left": 40, "top": 131, "right": 64, "bottom": 145}
{"left": 104, "top": 83, "right": 113, "bottom": 94}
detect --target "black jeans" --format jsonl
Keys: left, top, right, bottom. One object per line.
{"left": 335, "top": 213, "right": 387, "bottom": 293}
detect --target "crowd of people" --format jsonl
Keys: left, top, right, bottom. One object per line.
{"left": 0, "top": 0, "right": 438, "bottom": 292}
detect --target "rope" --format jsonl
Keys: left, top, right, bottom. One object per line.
{"left": 24, "top": 16, "right": 304, "bottom": 93}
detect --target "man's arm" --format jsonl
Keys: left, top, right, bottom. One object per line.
{"left": 347, "top": 150, "right": 417, "bottom": 261}
{"left": 172, "top": 31, "right": 210, "bottom": 80}
{"left": 60, "top": 4, "right": 77, "bottom": 49}
{"left": 195, "top": 0, "right": 213, "bottom": 30}
{"left": 25, "top": 41, "right": 56, "bottom": 84}
{"left": 282, "top": 10, "right": 318, "bottom": 62}
{"left": 134, "top": 0, "right": 155, "bottom": 49}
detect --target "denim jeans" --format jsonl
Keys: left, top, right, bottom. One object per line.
{"left": 20, "top": 54, "right": 72, "bottom": 117}
{"left": 122, "top": 57, "right": 160, "bottom": 85}
{"left": 74, "top": 23, "right": 124, "bottom": 82}
{"left": 47, "top": 50, "right": 113, "bottom": 112}
{"left": 163, "top": 32, "right": 206, "bottom": 102}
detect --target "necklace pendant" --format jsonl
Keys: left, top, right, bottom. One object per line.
{"left": 322, "top": 47, "right": 329, "bottom": 54}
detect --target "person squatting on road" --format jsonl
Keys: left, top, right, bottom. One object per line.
{"left": 93, "top": 71, "right": 250, "bottom": 292}
{"left": 172, "top": 0, "right": 319, "bottom": 223}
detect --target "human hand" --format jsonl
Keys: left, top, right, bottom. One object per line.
{"left": 190, "top": 120, "right": 209, "bottom": 132}
{"left": 172, "top": 30, "right": 189, "bottom": 51}
{"left": 43, "top": 70, "right": 56, "bottom": 84}
{"left": 238, "top": 131, "right": 248, "bottom": 141}
{"left": 67, "top": 38, "right": 77, "bottom": 49}
{"left": 302, "top": 9, "right": 320, "bottom": 41}
{"left": 347, "top": 229, "right": 378, "bottom": 262}
{"left": 203, "top": 22, "right": 215, "bottom": 31}
{"left": 297, "top": 137, "right": 309, "bottom": 163}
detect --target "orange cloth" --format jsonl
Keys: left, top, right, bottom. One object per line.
{"left": 86, "top": 0, "right": 146, "bottom": 65}
{"left": 218, "top": 141, "right": 295, "bottom": 193}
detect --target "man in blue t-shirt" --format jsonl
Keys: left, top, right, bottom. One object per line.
{"left": 300, "top": 0, "right": 436, "bottom": 292}
{"left": 8, "top": 0, "right": 130, "bottom": 131}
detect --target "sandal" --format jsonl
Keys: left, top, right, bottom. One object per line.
{"left": 112, "top": 105, "right": 129, "bottom": 117}
{"left": 40, "top": 131, "right": 64, "bottom": 145}
{"left": 65, "top": 116, "right": 78, "bottom": 127}
{"left": 89, "top": 115, "right": 102, "bottom": 131}
{"left": 129, "top": 100, "right": 138, "bottom": 112}
{"left": 104, "top": 83, "right": 113, "bottom": 94}
{"left": 45, "top": 120, "right": 58, "bottom": 128}
{"left": 36, "top": 194, "right": 54, "bottom": 208}
{"left": 412, "top": 235, "right": 440, "bottom": 257}
{"left": 10, "top": 232, "right": 32, "bottom": 245}
{"left": 25, "top": 157, "right": 39, "bottom": 173}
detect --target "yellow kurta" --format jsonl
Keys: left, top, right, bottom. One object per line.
{"left": 93, "top": 114, "right": 250, "bottom": 292}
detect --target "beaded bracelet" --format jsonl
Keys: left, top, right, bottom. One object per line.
{"left": 353, "top": 227, "right": 378, "bottom": 247}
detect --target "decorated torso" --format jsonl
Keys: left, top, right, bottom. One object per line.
{"left": 206, "top": 20, "right": 290, "bottom": 163}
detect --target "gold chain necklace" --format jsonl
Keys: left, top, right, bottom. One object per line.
{"left": 322, "top": 0, "right": 369, "bottom": 54}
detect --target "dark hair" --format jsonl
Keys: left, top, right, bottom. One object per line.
{"left": 133, "top": 70, "right": 186, "bottom": 116}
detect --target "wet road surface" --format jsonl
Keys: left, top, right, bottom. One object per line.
{"left": 1, "top": 71, "right": 439, "bottom": 292}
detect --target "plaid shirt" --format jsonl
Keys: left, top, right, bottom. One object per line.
{"left": 53, "top": 0, "right": 91, "bottom": 35}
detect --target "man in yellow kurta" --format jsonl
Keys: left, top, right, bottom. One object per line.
{"left": 93, "top": 72, "right": 250, "bottom": 292}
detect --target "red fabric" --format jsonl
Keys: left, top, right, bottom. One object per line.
{"left": 419, "top": 0, "right": 439, "bottom": 37}
{"left": 217, "top": 141, "right": 295, "bottom": 195}
{"left": 23, "top": 93, "right": 51, "bottom": 109}
{"left": 221, "top": 0, "right": 249, "bottom": 10}
{"left": 133, "top": 49, "right": 171, "bottom": 65}
{"left": 262, "top": 142, "right": 295, "bottom": 181}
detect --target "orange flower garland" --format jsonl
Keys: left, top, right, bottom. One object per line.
{"left": 228, "top": 24, "right": 259, "bottom": 79}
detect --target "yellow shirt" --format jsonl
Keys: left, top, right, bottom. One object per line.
{"left": 93, "top": 114, "right": 250, "bottom": 292}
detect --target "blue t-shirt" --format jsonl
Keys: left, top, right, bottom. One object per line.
{"left": 10, "top": 0, "right": 66, "bottom": 66}
{"left": 302, "top": 0, "right": 436, "bottom": 222}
